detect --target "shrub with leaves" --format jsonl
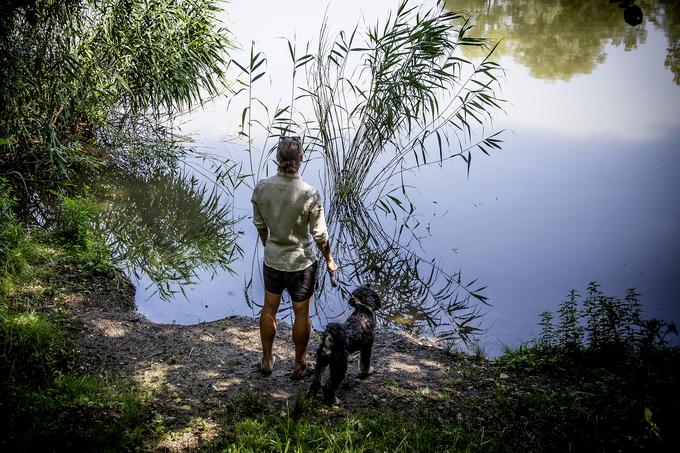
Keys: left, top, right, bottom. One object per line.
{"left": 537, "top": 282, "right": 677, "bottom": 357}
{"left": 0, "top": 0, "right": 232, "bottom": 200}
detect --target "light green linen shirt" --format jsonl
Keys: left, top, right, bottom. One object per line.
{"left": 251, "top": 172, "right": 329, "bottom": 272}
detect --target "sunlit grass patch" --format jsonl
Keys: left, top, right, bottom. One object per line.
{"left": 211, "top": 401, "right": 485, "bottom": 453}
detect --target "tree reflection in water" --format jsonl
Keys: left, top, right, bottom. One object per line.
{"left": 93, "top": 167, "right": 242, "bottom": 300}
{"left": 448, "top": 0, "right": 680, "bottom": 83}
{"left": 324, "top": 196, "right": 488, "bottom": 344}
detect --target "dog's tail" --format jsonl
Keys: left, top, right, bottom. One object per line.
{"left": 320, "top": 323, "right": 346, "bottom": 356}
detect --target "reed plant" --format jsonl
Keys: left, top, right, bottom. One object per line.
{"left": 231, "top": 0, "right": 502, "bottom": 343}
{"left": 305, "top": 1, "right": 505, "bottom": 212}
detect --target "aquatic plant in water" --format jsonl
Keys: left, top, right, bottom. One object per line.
{"left": 232, "top": 1, "right": 504, "bottom": 344}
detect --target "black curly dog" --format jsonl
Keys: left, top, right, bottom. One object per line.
{"left": 308, "top": 284, "right": 381, "bottom": 405}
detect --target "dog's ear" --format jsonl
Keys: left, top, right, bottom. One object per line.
{"left": 373, "top": 291, "right": 382, "bottom": 310}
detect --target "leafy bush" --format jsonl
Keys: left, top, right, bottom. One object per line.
{"left": 535, "top": 282, "right": 677, "bottom": 358}
{"left": 0, "top": 0, "right": 232, "bottom": 201}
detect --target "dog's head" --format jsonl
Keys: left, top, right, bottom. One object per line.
{"left": 348, "top": 283, "right": 382, "bottom": 311}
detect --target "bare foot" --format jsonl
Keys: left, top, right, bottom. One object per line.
{"left": 260, "top": 355, "right": 276, "bottom": 376}
{"left": 291, "top": 362, "right": 309, "bottom": 380}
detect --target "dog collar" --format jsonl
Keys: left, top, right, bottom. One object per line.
{"left": 354, "top": 300, "right": 374, "bottom": 314}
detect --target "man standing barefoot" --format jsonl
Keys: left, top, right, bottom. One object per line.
{"left": 251, "top": 136, "right": 337, "bottom": 379}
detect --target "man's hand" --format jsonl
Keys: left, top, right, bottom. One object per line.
{"left": 326, "top": 257, "right": 338, "bottom": 273}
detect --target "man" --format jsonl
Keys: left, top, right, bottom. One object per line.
{"left": 251, "top": 136, "right": 337, "bottom": 379}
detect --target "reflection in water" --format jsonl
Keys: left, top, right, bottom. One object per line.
{"left": 93, "top": 168, "right": 242, "bottom": 299}
{"left": 242, "top": 190, "right": 488, "bottom": 344}
{"left": 448, "top": 0, "right": 680, "bottom": 83}
{"left": 325, "top": 196, "right": 488, "bottom": 344}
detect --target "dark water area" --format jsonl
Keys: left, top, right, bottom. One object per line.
{"left": 95, "top": 0, "right": 680, "bottom": 355}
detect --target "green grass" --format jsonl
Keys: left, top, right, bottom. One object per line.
{"left": 0, "top": 201, "right": 156, "bottom": 451}
{"left": 209, "top": 404, "right": 485, "bottom": 453}
{"left": 0, "top": 298, "right": 155, "bottom": 451}
{"left": 203, "top": 331, "right": 679, "bottom": 453}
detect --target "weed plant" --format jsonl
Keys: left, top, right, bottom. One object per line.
{"left": 533, "top": 282, "right": 677, "bottom": 360}
{"left": 493, "top": 283, "right": 679, "bottom": 451}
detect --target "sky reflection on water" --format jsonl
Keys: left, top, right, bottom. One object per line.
{"left": 116, "top": 0, "right": 678, "bottom": 354}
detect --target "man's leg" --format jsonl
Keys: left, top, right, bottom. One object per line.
{"left": 260, "top": 290, "right": 281, "bottom": 371}
{"left": 291, "top": 297, "right": 311, "bottom": 373}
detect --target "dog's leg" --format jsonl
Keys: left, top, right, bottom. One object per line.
{"left": 359, "top": 341, "right": 374, "bottom": 378}
{"left": 308, "top": 344, "right": 328, "bottom": 397}
{"left": 323, "top": 351, "right": 348, "bottom": 405}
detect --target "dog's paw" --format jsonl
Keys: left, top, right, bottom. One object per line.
{"left": 358, "top": 366, "right": 375, "bottom": 379}
{"left": 323, "top": 395, "right": 341, "bottom": 406}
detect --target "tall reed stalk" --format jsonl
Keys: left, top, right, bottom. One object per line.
{"left": 302, "top": 0, "right": 504, "bottom": 217}
{"left": 231, "top": 0, "right": 503, "bottom": 343}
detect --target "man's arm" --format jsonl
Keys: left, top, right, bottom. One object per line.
{"left": 257, "top": 227, "right": 269, "bottom": 247}
{"left": 316, "top": 240, "right": 337, "bottom": 272}
{"left": 252, "top": 185, "right": 268, "bottom": 246}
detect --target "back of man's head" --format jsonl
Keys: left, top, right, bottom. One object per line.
{"left": 276, "top": 136, "right": 302, "bottom": 174}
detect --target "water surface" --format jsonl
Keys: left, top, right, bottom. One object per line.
{"left": 100, "top": 0, "right": 680, "bottom": 354}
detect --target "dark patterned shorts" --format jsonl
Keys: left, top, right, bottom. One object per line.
{"left": 263, "top": 261, "right": 318, "bottom": 302}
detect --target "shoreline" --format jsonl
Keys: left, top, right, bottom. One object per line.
{"left": 65, "top": 268, "right": 484, "bottom": 449}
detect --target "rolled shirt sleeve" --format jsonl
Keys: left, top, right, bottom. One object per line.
{"left": 251, "top": 185, "right": 266, "bottom": 230}
{"left": 309, "top": 190, "right": 329, "bottom": 244}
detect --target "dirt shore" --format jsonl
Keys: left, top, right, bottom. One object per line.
{"left": 63, "top": 272, "right": 486, "bottom": 450}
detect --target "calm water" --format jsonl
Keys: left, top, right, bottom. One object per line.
{"left": 100, "top": 0, "right": 680, "bottom": 354}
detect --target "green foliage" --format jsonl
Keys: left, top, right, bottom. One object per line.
{"left": 0, "top": 263, "right": 154, "bottom": 451}
{"left": 213, "top": 404, "right": 483, "bottom": 452}
{"left": 490, "top": 283, "right": 680, "bottom": 451}
{"left": 0, "top": 179, "right": 44, "bottom": 292}
{"left": 535, "top": 282, "right": 676, "bottom": 356}
{"left": 556, "top": 289, "right": 582, "bottom": 350}
{"left": 52, "top": 194, "right": 97, "bottom": 247}
{"left": 52, "top": 193, "right": 111, "bottom": 273}
{"left": 3, "top": 362, "right": 153, "bottom": 450}
{"left": 0, "top": 305, "right": 70, "bottom": 385}
{"left": 0, "top": 0, "right": 232, "bottom": 199}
